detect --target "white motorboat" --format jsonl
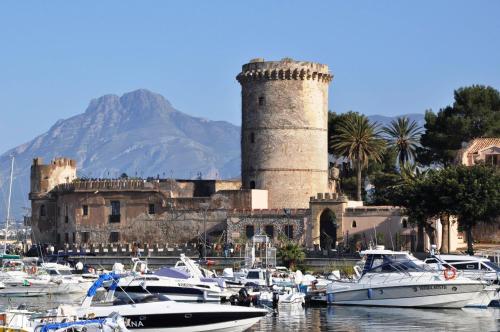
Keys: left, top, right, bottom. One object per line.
{"left": 325, "top": 247, "right": 497, "bottom": 308}
{"left": 423, "top": 254, "right": 500, "bottom": 284}
{"left": 114, "top": 257, "right": 231, "bottom": 302}
{"left": 0, "top": 262, "right": 92, "bottom": 297}
{"left": 62, "top": 273, "right": 268, "bottom": 332}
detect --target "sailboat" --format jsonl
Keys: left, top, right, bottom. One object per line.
{"left": 1, "top": 155, "right": 20, "bottom": 260}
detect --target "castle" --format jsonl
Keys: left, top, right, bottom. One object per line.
{"left": 29, "top": 58, "right": 409, "bottom": 251}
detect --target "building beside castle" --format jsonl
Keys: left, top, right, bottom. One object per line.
{"left": 29, "top": 58, "right": 416, "bottom": 252}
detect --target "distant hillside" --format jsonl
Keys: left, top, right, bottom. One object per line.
{"left": 0, "top": 89, "right": 241, "bottom": 220}
{"left": 367, "top": 113, "right": 425, "bottom": 128}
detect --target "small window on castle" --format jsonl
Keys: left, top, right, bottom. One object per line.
{"left": 82, "top": 205, "right": 88, "bottom": 216}
{"left": 148, "top": 203, "right": 156, "bottom": 215}
{"left": 40, "top": 205, "right": 46, "bottom": 217}
{"left": 258, "top": 96, "right": 265, "bottom": 106}
{"left": 352, "top": 220, "right": 357, "bottom": 228}
{"left": 285, "top": 225, "right": 294, "bottom": 239}
{"left": 402, "top": 219, "right": 408, "bottom": 228}
{"left": 250, "top": 181, "right": 256, "bottom": 189}
{"left": 245, "top": 225, "right": 255, "bottom": 239}
{"left": 109, "top": 232, "right": 120, "bottom": 243}
{"left": 265, "top": 225, "right": 274, "bottom": 238}
{"left": 250, "top": 132, "right": 255, "bottom": 143}
{"left": 72, "top": 232, "right": 76, "bottom": 244}
{"left": 64, "top": 233, "right": 69, "bottom": 244}
{"left": 81, "top": 232, "right": 90, "bottom": 244}
{"left": 57, "top": 233, "right": 61, "bottom": 244}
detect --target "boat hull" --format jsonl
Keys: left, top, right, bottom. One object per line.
{"left": 82, "top": 301, "right": 267, "bottom": 332}
{"left": 327, "top": 283, "right": 486, "bottom": 308}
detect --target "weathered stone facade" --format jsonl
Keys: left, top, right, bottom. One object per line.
{"left": 29, "top": 58, "right": 412, "bottom": 251}
{"left": 237, "top": 58, "right": 333, "bottom": 209}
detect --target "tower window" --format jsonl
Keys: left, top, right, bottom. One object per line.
{"left": 250, "top": 132, "right": 255, "bottom": 143}
{"left": 258, "top": 96, "right": 265, "bottom": 106}
{"left": 402, "top": 219, "right": 408, "bottom": 228}
{"left": 40, "top": 205, "right": 46, "bottom": 217}
{"left": 351, "top": 220, "right": 357, "bottom": 228}
{"left": 250, "top": 181, "right": 256, "bottom": 189}
{"left": 82, "top": 205, "right": 88, "bottom": 216}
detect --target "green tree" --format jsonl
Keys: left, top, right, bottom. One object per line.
{"left": 278, "top": 239, "right": 305, "bottom": 271}
{"left": 331, "top": 114, "right": 386, "bottom": 201}
{"left": 437, "top": 165, "right": 500, "bottom": 255}
{"left": 383, "top": 117, "right": 422, "bottom": 167}
{"left": 418, "top": 85, "right": 500, "bottom": 166}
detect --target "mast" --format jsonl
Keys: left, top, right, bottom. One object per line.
{"left": 4, "top": 156, "right": 14, "bottom": 253}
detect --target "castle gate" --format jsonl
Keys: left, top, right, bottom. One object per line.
{"left": 319, "top": 209, "right": 337, "bottom": 249}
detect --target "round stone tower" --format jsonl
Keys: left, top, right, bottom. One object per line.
{"left": 236, "top": 58, "right": 333, "bottom": 208}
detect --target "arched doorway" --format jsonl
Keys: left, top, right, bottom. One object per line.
{"left": 320, "top": 209, "right": 337, "bottom": 250}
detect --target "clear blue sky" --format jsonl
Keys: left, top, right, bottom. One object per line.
{"left": 1, "top": 1, "right": 499, "bottom": 153}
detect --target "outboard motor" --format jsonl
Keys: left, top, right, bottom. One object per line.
{"left": 272, "top": 290, "right": 279, "bottom": 309}
{"left": 237, "top": 287, "right": 252, "bottom": 306}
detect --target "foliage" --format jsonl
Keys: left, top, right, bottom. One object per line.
{"left": 418, "top": 85, "right": 500, "bottom": 166}
{"left": 382, "top": 117, "right": 422, "bottom": 167}
{"left": 434, "top": 165, "right": 500, "bottom": 254}
{"left": 331, "top": 113, "right": 386, "bottom": 201}
{"left": 387, "top": 164, "right": 500, "bottom": 254}
{"left": 277, "top": 239, "right": 306, "bottom": 271}
{"left": 325, "top": 261, "right": 356, "bottom": 277}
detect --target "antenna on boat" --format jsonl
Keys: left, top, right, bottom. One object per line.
{"left": 373, "top": 226, "right": 378, "bottom": 246}
{"left": 4, "top": 155, "right": 14, "bottom": 254}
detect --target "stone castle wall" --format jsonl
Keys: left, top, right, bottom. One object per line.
{"left": 237, "top": 58, "right": 333, "bottom": 208}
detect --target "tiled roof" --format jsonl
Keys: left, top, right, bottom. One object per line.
{"left": 465, "top": 138, "right": 500, "bottom": 154}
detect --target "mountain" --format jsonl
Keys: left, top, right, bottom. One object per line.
{"left": 0, "top": 89, "right": 241, "bottom": 220}
{"left": 367, "top": 113, "right": 425, "bottom": 128}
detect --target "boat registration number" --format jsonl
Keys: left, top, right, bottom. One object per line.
{"left": 417, "top": 285, "right": 447, "bottom": 290}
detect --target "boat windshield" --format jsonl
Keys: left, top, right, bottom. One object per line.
{"left": 483, "top": 261, "right": 500, "bottom": 272}
{"left": 364, "top": 254, "right": 432, "bottom": 274}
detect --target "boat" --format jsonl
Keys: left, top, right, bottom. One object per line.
{"left": 63, "top": 272, "right": 268, "bottom": 332}
{"left": 0, "top": 308, "right": 129, "bottom": 332}
{"left": 325, "top": 247, "right": 497, "bottom": 308}
{"left": 113, "top": 257, "right": 231, "bottom": 302}
{"left": 0, "top": 262, "right": 92, "bottom": 297}
{"left": 423, "top": 253, "right": 500, "bottom": 284}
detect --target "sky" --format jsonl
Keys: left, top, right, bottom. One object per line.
{"left": 0, "top": 1, "right": 499, "bottom": 153}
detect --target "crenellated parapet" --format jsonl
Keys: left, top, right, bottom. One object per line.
{"left": 236, "top": 58, "right": 333, "bottom": 83}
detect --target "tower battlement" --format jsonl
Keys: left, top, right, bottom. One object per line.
{"left": 237, "top": 58, "right": 332, "bottom": 83}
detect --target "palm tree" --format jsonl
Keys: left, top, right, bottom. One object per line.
{"left": 278, "top": 239, "right": 305, "bottom": 271}
{"left": 382, "top": 117, "right": 422, "bottom": 167}
{"left": 331, "top": 114, "right": 386, "bottom": 201}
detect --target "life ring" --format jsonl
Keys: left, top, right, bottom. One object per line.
{"left": 443, "top": 268, "right": 457, "bottom": 280}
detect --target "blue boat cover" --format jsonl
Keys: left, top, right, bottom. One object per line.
{"left": 87, "top": 272, "right": 121, "bottom": 297}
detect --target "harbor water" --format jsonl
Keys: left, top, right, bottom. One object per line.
{"left": 1, "top": 295, "right": 498, "bottom": 332}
